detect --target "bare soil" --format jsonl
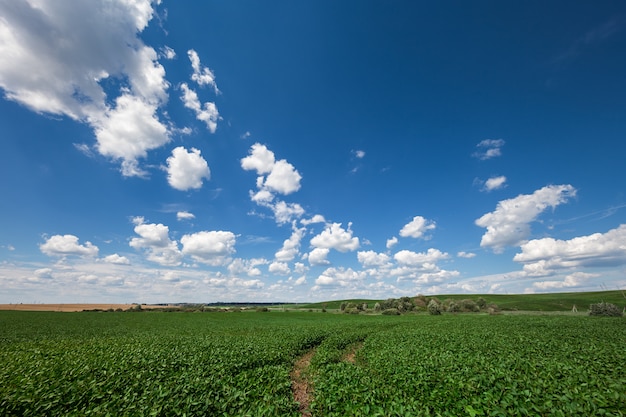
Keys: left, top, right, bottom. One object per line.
{"left": 291, "top": 349, "right": 315, "bottom": 417}
{"left": 0, "top": 304, "right": 166, "bottom": 312}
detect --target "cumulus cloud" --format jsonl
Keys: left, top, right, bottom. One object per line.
{"left": 40, "top": 235, "right": 99, "bottom": 257}
{"left": 180, "top": 230, "right": 236, "bottom": 266}
{"left": 308, "top": 248, "right": 330, "bottom": 266}
{"left": 166, "top": 146, "right": 210, "bottom": 191}
{"left": 264, "top": 159, "right": 302, "bottom": 195}
{"left": 399, "top": 216, "right": 436, "bottom": 239}
{"left": 386, "top": 236, "right": 399, "bottom": 249}
{"left": 227, "top": 258, "right": 266, "bottom": 277}
{"left": 514, "top": 224, "right": 626, "bottom": 275}
{"left": 357, "top": 250, "right": 391, "bottom": 267}
{"left": 129, "top": 218, "right": 182, "bottom": 266}
{"left": 177, "top": 211, "right": 195, "bottom": 221}
{"left": 272, "top": 201, "right": 305, "bottom": 225}
{"left": 473, "top": 139, "right": 505, "bottom": 160}
{"left": 301, "top": 214, "right": 326, "bottom": 226}
{"left": 457, "top": 251, "right": 476, "bottom": 259}
{"left": 275, "top": 227, "right": 305, "bottom": 262}
{"left": 187, "top": 49, "right": 219, "bottom": 94}
{"left": 0, "top": 0, "right": 173, "bottom": 176}
{"left": 180, "top": 83, "right": 219, "bottom": 133}
{"left": 475, "top": 184, "right": 577, "bottom": 253}
{"left": 315, "top": 267, "right": 363, "bottom": 287}
{"left": 269, "top": 261, "right": 291, "bottom": 275}
{"left": 394, "top": 248, "right": 449, "bottom": 266}
{"left": 102, "top": 254, "right": 130, "bottom": 265}
{"left": 241, "top": 143, "right": 276, "bottom": 174}
{"left": 354, "top": 150, "right": 366, "bottom": 159}
{"left": 310, "top": 222, "right": 360, "bottom": 252}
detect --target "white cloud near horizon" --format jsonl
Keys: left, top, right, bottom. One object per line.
{"left": 475, "top": 184, "right": 577, "bottom": 252}
{"left": 129, "top": 217, "right": 182, "bottom": 266}
{"left": 514, "top": 224, "right": 626, "bottom": 276}
{"left": 166, "top": 146, "right": 211, "bottom": 191}
{"left": 0, "top": 0, "right": 173, "bottom": 176}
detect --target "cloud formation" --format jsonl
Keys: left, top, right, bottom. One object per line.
{"left": 166, "top": 147, "right": 210, "bottom": 191}
{"left": 476, "top": 184, "right": 576, "bottom": 252}
{"left": 0, "top": 0, "right": 172, "bottom": 176}
{"left": 40, "top": 235, "right": 99, "bottom": 258}
{"left": 399, "top": 216, "right": 436, "bottom": 239}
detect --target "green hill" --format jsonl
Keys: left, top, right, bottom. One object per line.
{"left": 293, "top": 290, "right": 626, "bottom": 312}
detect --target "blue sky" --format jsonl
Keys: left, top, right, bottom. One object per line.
{"left": 1, "top": 1, "right": 626, "bottom": 303}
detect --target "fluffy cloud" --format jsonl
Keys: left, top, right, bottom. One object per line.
{"left": 188, "top": 49, "right": 219, "bottom": 93}
{"left": 180, "top": 83, "right": 219, "bottom": 133}
{"left": 514, "top": 224, "right": 626, "bottom": 275}
{"left": 399, "top": 216, "right": 436, "bottom": 239}
{"left": 357, "top": 250, "right": 391, "bottom": 267}
{"left": 0, "top": 0, "right": 172, "bottom": 176}
{"left": 269, "top": 261, "right": 290, "bottom": 275}
{"left": 180, "top": 231, "right": 236, "bottom": 266}
{"left": 394, "top": 248, "right": 449, "bottom": 266}
{"left": 457, "top": 251, "right": 476, "bottom": 259}
{"left": 301, "top": 214, "right": 326, "bottom": 225}
{"left": 166, "top": 146, "right": 211, "bottom": 191}
{"left": 129, "top": 218, "right": 182, "bottom": 266}
{"left": 308, "top": 248, "right": 330, "bottom": 266}
{"left": 310, "top": 222, "right": 360, "bottom": 252}
{"left": 275, "top": 227, "right": 305, "bottom": 262}
{"left": 386, "top": 236, "right": 398, "bottom": 249}
{"left": 40, "top": 235, "right": 99, "bottom": 257}
{"left": 475, "top": 184, "right": 577, "bottom": 252}
{"left": 227, "top": 258, "right": 266, "bottom": 277}
{"left": 272, "top": 201, "right": 305, "bottom": 225}
{"left": 473, "top": 139, "right": 505, "bottom": 160}
{"left": 241, "top": 143, "right": 276, "bottom": 174}
{"left": 102, "top": 254, "right": 130, "bottom": 265}
{"left": 315, "top": 267, "right": 363, "bottom": 287}
{"left": 263, "top": 159, "right": 302, "bottom": 195}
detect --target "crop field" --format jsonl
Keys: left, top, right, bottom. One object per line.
{"left": 0, "top": 311, "right": 624, "bottom": 416}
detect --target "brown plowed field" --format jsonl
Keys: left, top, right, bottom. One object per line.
{"left": 0, "top": 304, "right": 166, "bottom": 312}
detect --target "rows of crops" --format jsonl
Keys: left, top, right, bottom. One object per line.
{"left": 1, "top": 311, "right": 624, "bottom": 416}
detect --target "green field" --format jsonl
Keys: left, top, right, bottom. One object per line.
{"left": 1, "top": 311, "right": 624, "bottom": 416}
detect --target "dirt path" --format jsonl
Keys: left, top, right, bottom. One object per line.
{"left": 341, "top": 341, "right": 364, "bottom": 364}
{"left": 291, "top": 349, "right": 315, "bottom": 417}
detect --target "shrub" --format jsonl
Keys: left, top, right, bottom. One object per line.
{"left": 340, "top": 302, "right": 347, "bottom": 312}
{"left": 459, "top": 299, "right": 480, "bottom": 313}
{"left": 476, "top": 297, "right": 487, "bottom": 309}
{"left": 427, "top": 299, "right": 442, "bottom": 315}
{"left": 589, "top": 302, "right": 623, "bottom": 317}
{"left": 374, "top": 302, "right": 382, "bottom": 312}
{"left": 382, "top": 309, "right": 401, "bottom": 315}
{"left": 256, "top": 307, "right": 269, "bottom": 312}
{"left": 446, "top": 301, "right": 460, "bottom": 313}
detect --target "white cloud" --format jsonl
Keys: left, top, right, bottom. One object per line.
{"left": 482, "top": 175, "right": 507, "bottom": 192}
{"left": 95, "top": 93, "right": 170, "bottom": 177}
{"left": 399, "top": 216, "right": 436, "bottom": 239}
{"left": 533, "top": 272, "right": 598, "bottom": 290}
{"left": 187, "top": 49, "right": 219, "bottom": 94}
{"left": 308, "top": 248, "right": 330, "bottom": 266}
{"left": 0, "top": 0, "right": 173, "bottom": 176}
{"left": 129, "top": 218, "right": 182, "bottom": 266}
{"left": 180, "top": 231, "right": 236, "bottom": 266}
{"left": 315, "top": 267, "right": 363, "bottom": 287}
{"left": 357, "top": 250, "right": 391, "bottom": 267}
{"left": 394, "top": 248, "right": 449, "bottom": 266}
{"left": 269, "top": 261, "right": 291, "bottom": 275}
{"left": 386, "top": 236, "right": 398, "bottom": 249}
{"left": 272, "top": 201, "right": 305, "bottom": 225}
{"left": 241, "top": 143, "right": 276, "bottom": 174}
{"left": 475, "top": 184, "right": 577, "bottom": 252}
{"left": 310, "top": 222, "right": 360, "bottom": 252}
{"left": 457, "top": 251, "right": 476, "bottom": 259}
{"left": 514, "top": 224, "right": 626, "bottom": 275}
{"left": 180, "top": 83, "right": 219, "bottom": 133}
{"left": 40, "top": 235, "right": 99, "bottom": 258}
{"left": 354, "top": 150, "right": 365, "bottom": 158}
{"left": 473, "top": 139, "right": 505, "bottom": 160}
{"left": 227, "top": 258, "right": 267, "bottom": 277}
{"left": 102, "top": 254, "right": 130, "bottom": 265}
{"left": 166, "top": 146, "right": 210, "bottom": 191}
{"left": 177, "top": 211, "right": 195, "bottom": 221}
{"left": 301, "top": 214, "right": 326, "bottom": 225}
{"left": 275, "top": 227, "right": 305, "bottom": 262}
{"left": 264, "top": 159, "right": 302, "bottom": 195}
